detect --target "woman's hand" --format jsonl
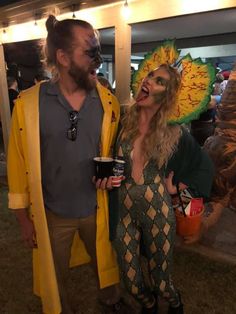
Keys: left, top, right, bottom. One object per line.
{"left": 164, "top": 171, "right": 188, "bottom": 195}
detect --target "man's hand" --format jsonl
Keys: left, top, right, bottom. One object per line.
{"left": 93, "top": 176, "right": 113, "bottom": 190}
{"left": 164, "top": 171, "right": 188, "bottom": 195}
{"left": 92, "top": 176, "right": 125, "bottom": 190}
{"left": 15, "top": 209, "right": 37, "bottom": 248}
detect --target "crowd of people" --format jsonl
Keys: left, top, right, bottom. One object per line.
{"left": 6, "top": 69, "right": 49, "bottom": 114}
{"left": 6, "top": 14, "right": 235, "bottom": 314}
{"left": 190, "top": 72, "right": 229, "bottom": 146}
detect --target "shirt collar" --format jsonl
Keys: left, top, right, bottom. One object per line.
{"left": 46, "top": 81, "right": 99, "bottom": 98}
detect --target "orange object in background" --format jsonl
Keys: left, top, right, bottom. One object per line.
{"left": 175, "top": 207, "right": 204, "bottom": 237}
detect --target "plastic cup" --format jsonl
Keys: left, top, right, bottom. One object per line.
{"left": 175, "top": 207, "right": 204, "bottom": 237}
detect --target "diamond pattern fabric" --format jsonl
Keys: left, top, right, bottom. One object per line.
{"left": 113, "top": 141, "right": 180, "bottom": 308}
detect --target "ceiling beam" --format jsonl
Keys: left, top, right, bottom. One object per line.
{"left": 0, "top": 0, "right": 122, "bottom": 27}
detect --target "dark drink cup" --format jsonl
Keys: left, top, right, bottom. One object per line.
{"left": 93, "top": 157, "right": 114, "bottom": 179}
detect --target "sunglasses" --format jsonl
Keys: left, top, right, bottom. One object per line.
{"left": 67, "top": 110, "right": 79, "bottom": 141}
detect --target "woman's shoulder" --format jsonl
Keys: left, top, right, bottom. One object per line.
{"left": 178, "top": 126, "right": 199, "bottom": 147}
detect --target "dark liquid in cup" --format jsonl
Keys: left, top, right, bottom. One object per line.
{"left": 93, "top": 157, "right": 114, "bottom": 179}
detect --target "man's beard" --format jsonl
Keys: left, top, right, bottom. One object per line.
{"left": 68, "top": 60, "right": 96, "bottom": 91}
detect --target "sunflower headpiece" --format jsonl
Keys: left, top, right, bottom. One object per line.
{"left": 131, "top": 40, "right": 216, "bottom": 124}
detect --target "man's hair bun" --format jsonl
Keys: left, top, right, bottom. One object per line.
{"left": 46, "top": 15, "right": 58, "bottom": 32}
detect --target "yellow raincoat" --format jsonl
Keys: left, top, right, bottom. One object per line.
{"left": 7, "top": 82, "right": 120, "bottom": 314}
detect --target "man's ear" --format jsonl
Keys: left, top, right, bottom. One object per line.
{"left": 56, "top": 49, "right": 70, "bottom": 67}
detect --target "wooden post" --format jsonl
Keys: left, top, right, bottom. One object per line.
{"left": 115, "top": 20, "right": 131, "bottom": 105}
{"left": 0, "top": 44, "right": 11, "bottom": 155}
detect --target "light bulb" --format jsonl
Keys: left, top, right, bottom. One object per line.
{"left": 2, "top": 29, "right": 8, "bottom": 42}
{"left": 122, "top": 0, "right": 131, "bottom": 19}
{"left": 34, "top": 21, "right": 41, "bottom": 37}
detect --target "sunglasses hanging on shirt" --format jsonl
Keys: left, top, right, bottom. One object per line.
{"left": 67, "top": 110, "right": 79, "bottom": 141}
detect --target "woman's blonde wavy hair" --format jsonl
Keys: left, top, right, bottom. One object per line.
{"left": 120, "top": 64, "right": 182, "bottom": 168}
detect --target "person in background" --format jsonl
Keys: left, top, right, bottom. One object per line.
{"left": 34, "top": 71, "right": 49, "bottom": 84}
{"left": 111, "top": 64, "right": 213, "bottom": 314}
{"left": 190, "top": 72, "right": 223, "bottom": 146}
{"left": 97, "top": 76, "right": 114, "bottom": 93}
{"left": 212, "top": 73, "right": 224, "bottom": 96}
{"left": 7, "top": 75, "right": 19, "bottom": 114}
{"left": 190, "top": 95, "right": 220, "bottom": 146}
{"left": 97, "top": 72, "right": 105, "bottom": 77}
{"left": 220, "top": 71, "right": 229, "bottom": 93}
{"left": 186, "top": 61, "right": 236, "bottom": 243}
{"left": 7, "top": 62, "right": 22, "bottom": 90}
{"left": 7, "top": 15, "right": 127, "bottom": 314}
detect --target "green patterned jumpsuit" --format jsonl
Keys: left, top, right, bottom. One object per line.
{"left": 113, "top": 140, "right": 180, "bottom": 307}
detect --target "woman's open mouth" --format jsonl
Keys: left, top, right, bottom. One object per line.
{"left": 136, "top": 86, "right": 149, "bottom": 102}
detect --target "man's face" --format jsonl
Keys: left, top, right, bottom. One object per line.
{"left": 67, "top": 26, "right": 102, "bottom": 91}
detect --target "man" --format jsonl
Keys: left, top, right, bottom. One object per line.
{"left": 185, "top": 61, "right": 236, "bottom": 244}
{"left": 34, "top": 71, "right": 49, "bottom": 84}
{"left": 97, "top": 76, "right": 114, "bottom": 94}
{"left": 7, "top": 75, "right": 19, "bottom": 113}
{"left": 8, "top": 15, "right": 124, "bottom": 314}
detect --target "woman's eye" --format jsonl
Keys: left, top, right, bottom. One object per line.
{"left": 155, "top": 77, "right": 169, "bottom": 86}
{"left": 148, "top": 71, "right": 154, "bottom": 78}
{"left": 156, "top": 77, "right": 163, "bottom": 85}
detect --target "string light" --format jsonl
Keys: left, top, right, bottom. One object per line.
{"left": 2, "top": 23, "right": 8, "bottom": 43}
{"left": 34, "top": 12, "right": 40, "bottom": 26}
{"left": 34, "top": 13, "right": 41, "bottom": 37}
{"left": 121, "top": 0, "right": 131, "bottom": 19}
{"left": 72, "top": 4, "right": 76, "bottom": 19}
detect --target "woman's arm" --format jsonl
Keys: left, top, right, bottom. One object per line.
{"left": 165, "top": 128, "right": 214, "bottom": 199}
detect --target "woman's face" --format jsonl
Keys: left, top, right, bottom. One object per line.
{"left": 136, "top": 67, "right": 170, "bottom": 108}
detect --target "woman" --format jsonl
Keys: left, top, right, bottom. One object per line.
{"left": 112, "top": 64, "right": 214, "bottom": 314}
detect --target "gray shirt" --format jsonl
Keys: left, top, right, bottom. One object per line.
{"left": 39, "top": 81, "right": 103, "bottom": 218}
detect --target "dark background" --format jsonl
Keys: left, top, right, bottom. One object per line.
{"left": 4, "top": 39, "right": 45, "bottom": 90}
